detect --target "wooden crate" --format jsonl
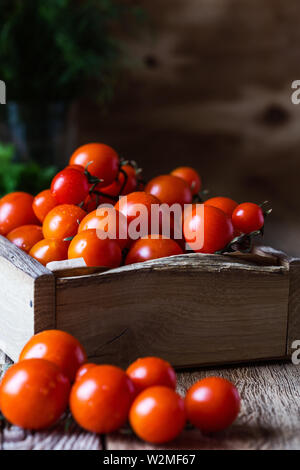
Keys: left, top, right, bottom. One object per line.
{"left": 0, "top": 235, "right": 299, "bottom": 368}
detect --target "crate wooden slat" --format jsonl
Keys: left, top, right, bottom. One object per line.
{"left": 0, "top": 235, "right": 298, "bottom": 368}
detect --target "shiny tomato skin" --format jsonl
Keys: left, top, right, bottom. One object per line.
{"left": 78, "top": 208, "right": 128, "bottom": 249}
{"left": 75, "top": 363, "right": 97, "bottom": 382}
{"left": 51, "top": 168, "right": 89, "bottom": 205}
{"left": 101, "top": 164, "right": 138, "bottom": 198}
{"left": 184, "top": 204, "right": 234, "bottom": 253}
{"left": 0, "top": 192, "right": 39, "bottom": 235}
{"left": 29, "top": 239, "right": 70, "bottom": 266}
{"left": 19, "top": 330, "right": 87, "bottom": 383}
{"left": 204, "top": 197, "right": 238, "bottom": 218}
{"left": 70, "top": 365, "right": 135, "bottom": 433}
{"left": 126, "top": 357, "right": 176, "bottom": 394}
{"left": 185, "top": 377, "right": 240, "bottom": 432}
{"left": 33, "top": 189, "right": 58, "bottom": 223}
{"left": 232, "top": 202, "right": 264, "bottom": 234}
{"left": 7, "top": 225, "right": 43, "bottom": 253}
{"left": 115, "top": 191, "right": 161, "bottom": 233}
{"left": 145, "top": 174, "right": 192, "bottom": 208}
{"left": 0, "top": 358, "right": 70, "bottom": 430}
{"left": 125, "top": 236, "right": 183, "bottom": 265}
{"left": 171, "top": 166, "right": 201, "bottom": 195}
{"left": 68, "top": 229, "right": 122, "bottom": 268}
{"left": 129, "top": 386, "right": 186, "bottom": 444}
{"left": 43, "top": 204, "right": 86, "bottom": 240}
{"left": 69, "top": 143, "right": 119, "bottom": 187}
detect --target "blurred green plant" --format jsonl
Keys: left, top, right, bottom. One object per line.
{"left": 0, "top": 143, "right": 57, "bottom": 196}
{"left": 0, "top": 0, "right": 143, "bottom": 102}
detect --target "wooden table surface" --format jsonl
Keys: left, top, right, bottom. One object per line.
{"left": 1, "top": 350, "right": 299, "bottom": 451}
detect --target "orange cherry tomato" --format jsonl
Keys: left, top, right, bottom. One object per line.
{"left": 29, "top": 239, "right": 70, "bottom": 266}
{"left": 126, "top": 357, "right": 176, "bottom": 394}
{"left": 185, "top": 376, "right": 240, "bottom": 432}
{"left": 204, "top": 197, "right": 238, "bottom": 218}
{"left": 101, "top": 164, "right": 138, "bottom": 199}
{"left": 75, "top": 363, "right": 97, "bottom": 382}
{"left": 69, "top": 143, "right": 120, "bottom": 187}
{"left": 78, "top": 208, "right": 128, "bottom": 249}
{"left": 33, "top": 189, "right": 58, "bottom": 223}
{"left": 70, "top": 365, "right": 135, "bottom": 433}
{"left": 129, "top": 386, "right": 186, "bottom": 444}
{"left": 68, "top": 229, "right": 122, "bottom": 268}
{"left": 184, "top": 204, "right": 234, "bottom": 253}
{"left": 0, "top": 192, "right": 39, "bottom": 236}
{"left": 19, "top": 330, "right": 87, "bottom": 383}
{"left": 145, "top": 175, "right": 192, "bottom": 208}
{"left": 7, "top": 225, "right": 43, "bottom": 253}
{"left": 125, "top": 236, "right": 183, "bottom": 265}
{"left": 0, "top": 358, "right": 70, "bottom": 430}
{"left": 171, "top": 166, "right": 202, "bottom": 195}
{"left": 232, "top": 202, "right": 264, "bottom": 234}
{"left": 43, "top": 204, "right": 86, "bottom": 240}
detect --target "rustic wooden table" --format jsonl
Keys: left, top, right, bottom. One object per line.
{"left": 1, "top": 350, "right": 299, "bottom": 450}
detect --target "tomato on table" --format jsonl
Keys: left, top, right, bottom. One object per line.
{"left": 185, "top": 376, "right": 241, "bottom": 432}
{"left": 129, "top": 386, "right": 186, "bottom": 444}
{"left": 29, "top": 239, "right": 70, "bottom": 266}
{"left": 0, "top": 358, "right": 70, "bottom": 430}
{"left": 70, "top": 365, "right": 135, "bottom": 433}
{"left": 145, "top": 174, "right": 192, "bottom": 208}
{"left": 127, "top": 357, "right": 176, "bottom": 394}
{"left": 42, "top": 204, "right": 86, "bottom": 240}
{"left": 33, "top": 189, "right": 58, "bottom": 223}
{"left": 19, "top": 329, "right": 87, "bottom": 383}
{"left": 7, "top": 225, "right": 43, "bottom": 253}
{"left": 125, "top": 236, "right": 183, "bottom": 265}
{"left": 51, "top": 168, "right": 89, "bottom": 205}
{"left": 0, "top": 192, "right": 39, "bottom": 235}
{"left": 171, "top": 166, "right": 201, "bottom": 195}
{"left": 232, "top": 202, "right": 264, "bottom": 234}
{"left": 204, "top": 197, "right": 238, "bottom": 218}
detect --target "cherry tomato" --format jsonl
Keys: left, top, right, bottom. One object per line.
{"left": 101, "top": 164, "right": 138, "bottom": 199}
{"left": 232, "top": 202, "right": 264, "bottom": 234}
{"left": 68, "top": 229, "right": 122, "bottom": 268}
{"left": 33, "top": 189, "right": 58, "bottom": 223}
{"left": 19, "top": 330, "right": 87, "bottom": 383}
{"left": 0, "top": 192, "right": 39, "bottom": 236}
{"left": 0, "top": 358, "right": 70, "bottom": 430}
{"left": 125, "top": 236, "right": 183, "bottom": 265}
{"left": 29, "top": 239, "right": 70, "bottom": 266}
{"left": 7, "top": 225, "right": 43, "bottom": 253}
{"left": 127, "top": 357, "right": 176, "bottom": 394}
{"left": 184, "top": 204, "right": 234, "bottom": 253}
{"left": 204, "top": 197, "right": 238, "bottom": 218}
{"left": 69, "top": 143, "right": 119, "bottom": 187}
{"left": 70, "top": 365, "right": 135, "bottom": 433}
{"left": 171, "top": 166, "right": 202, "bottom": 195}
{"left": 43, "top": 204, "right": 86, "bottom": 240}
{"left": 78, "top": 208, "right": 128, "bottom": 249}
{"left": 129, "top": 386, "right": 186, "bottom": 444}
{"left": 75, "top": 363, "right": 97, "bottom": 382}
{"left": 185, "top": 376, "right": 240, "bottom": 432}
{"left": 51, "top": 168, "right": 89, "bottom": 205}
{"left": 145, "top": 175, "right": 192, "bottom": 208}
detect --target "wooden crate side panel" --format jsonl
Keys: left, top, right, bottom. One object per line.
{"left": 286, "top": 260, "right": 300, "bottom": 355}
{"left": 56, "top": 267, "right": 289, "bottom": 369}
{"left": 34, "top": 274, "right": 56, "bottom": 334}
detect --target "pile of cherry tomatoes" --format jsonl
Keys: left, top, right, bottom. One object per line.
{"left": 0, "top": 330, "right": 241, "bottom": 443}
{"left": 0, "top": 142, "right": 268, "bottom": 268}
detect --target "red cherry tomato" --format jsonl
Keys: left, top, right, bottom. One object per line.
{"left": 43, "top": 204, "right": 86, "bottom": 240}
{"left": 33, "top": 189, "right": 58, "bottom": 223}
{"left": 184, "top": 204, "right": 234, "bottom": 253}
{"left": 185, "top": 376, "right": 240, "bottom": 432}
{"left": 68, "top": 229, "right": 122, "bottom": 268}
{"left": 204, "top": 197, "right": 238, "bottom": 218}
{"left": 29, "top": 239, "right": 70, "bottom": 266}
{"left": 126, "top": 357, "right": 176, "bottom": 394}
{"left": 75, "top": 363, "right": 97, "bottom": 382}
{"left": 7, "top": 225, "right": 43, "bottom": 253}
{"left": 0, "top": 358, "right": 70, "bottom": 430}
{"left": 232, "top": 202, "right": 264, "bottom": 234}
{"left": 69, "top": 143, "right": 119, "bottom": 187}
{"left": 70, "top": 365, "right": 135, "bottom": 433}
{"left": 0, "top": 192, "right": 39, "bottom": 235}
{"left": 171, "top": 166, "right": 202, "bottom": 195}
{"left": 129, "top": 386, "right": 186, "bottom": 444}
{"left": 19, "top": 330, "right": 87, "bottom": 383}
{"left": 51, "top": 168, "right": 89, "bottom": 205}
{"left": 78, "top": 208, "right": 128, "bottom": 249}
{"left": 146, "top": 174, "right": 192, "bottom": 208}
{"left": 125, "top": 236, "right": 183, "bottom": 265}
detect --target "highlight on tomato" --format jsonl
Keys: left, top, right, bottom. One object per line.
{"left": 0, "top": 192, "right": 39, "bottom": 236}
{"left": 126, "top": 357, "right": 176, "bottom": 394}
{"left": 145, "top": 174, "right": 192, "bottom": 208}
{"left": 75, "top": 363, "right": 97, "bottom": 382}
{"left": 51, "top": 167, "right": 89, "bottom": 206}
{"left": 171, "top": 166, "right": 202, "bottom": 195}
{"left": 125, "top": 235, "right": 183, "bottom": 265}
{"left": 204, "top": 196, "right": 238, "bottom": 218}
{"left": 232, "top": 202, "right": 264, "bottom": 234}
{"left": 29, "top": 239, "right": 70, "bottom": 266}
{"left": 33, "top": 189, "right": 58, "bottom": 223}
{"left": 42, "top": 204, "right": 86, "bottom": 240}
{"left": 7, "top": 225, "right": 43, "bottom": 253}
